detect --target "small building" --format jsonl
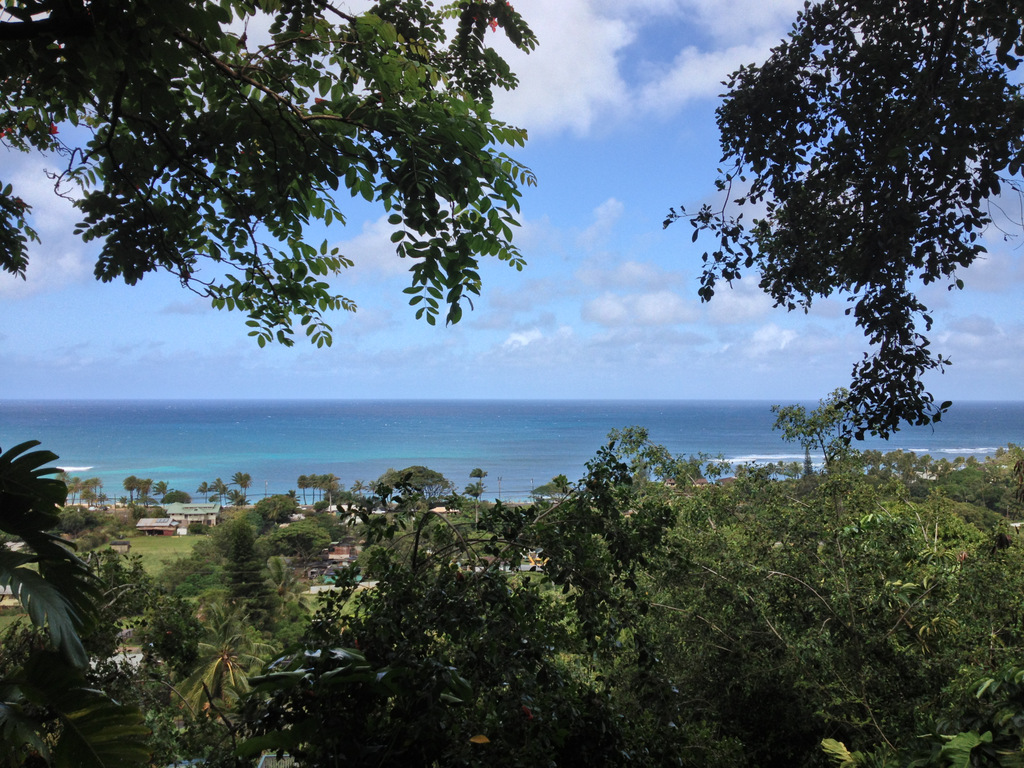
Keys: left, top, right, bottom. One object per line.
{"left": 164, "top": 502, "right": 221, "bottom": 527}
{"left": 429, "top": 505, "right": 460, "bottom": 515}
{"left": 0, "top": 584, "right": 19, "bottom": 610}
{"left": 110, "top": 540, "right": 131, "bottom": 554}
{"left": 136, "top": 518, "right": 178, "bottom": 536}
{"left": 326, "top": 539, "right": 363, "bottom": 564}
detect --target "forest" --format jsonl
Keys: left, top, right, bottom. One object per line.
{"left": 3, "top": 409, "right": 1024, "bottom": 767}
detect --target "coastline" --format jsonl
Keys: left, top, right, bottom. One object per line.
{"left": 3, "top": 399, "right": 1022, "bottom": 502}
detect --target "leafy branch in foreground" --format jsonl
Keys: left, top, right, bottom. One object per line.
{"left": 668, "top": 0, "right": 1022, "bottom": 436}
{"left": 0, "top": 0, "right": 537, "bottom": 344}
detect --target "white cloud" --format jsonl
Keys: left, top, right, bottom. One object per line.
{"left": 673, "top": 0, "right": 805, "bottom": 43}
{"left": 0, "top": 151, "right": 93, "bottom": 298}
{"left": 636, "top": 41, "right": 780, "bottom": 114}
{"left": 502, "top": 328, "right": 545, "bottom": 349}
{"left": 333, "top": 214, "right": 409, "bottom": 279}
{"left": 491, "top": 1, "right": 634, "bottom": 135}
{"left": 576, "top": 259, "right": 680, "bottom": 291}
{"left": 582, "top": 290, "right": 696, "bottom": 326}
{"left": 704, "top": 279, "right": 775, "bottom": 323}
{"left": 747, "top": 323, "right": 798, "bottom": 354}
{"left": 959, "top": 243, "right": 1024, "bottom": 293}
{"left": 577, "top": 198, "right": 625, "bottom": 250}
{"left": 491, "top": 0, "right": 802, "bottom": 136}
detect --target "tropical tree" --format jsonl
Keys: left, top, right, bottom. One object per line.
{"left": 231, "top": 472, "right": 252, "bottom": 496}
{"left": 772, "top": 388, "right": 857, "bottom": 472}
{"left": 224, "top": 517, "right": 273, "bottom": 627}
{"left": 377, "top": 466, "right": 454, "bottom": 505}
{"left": 122, "top": 475, "right": 139, "bottom": 504}
{"left": 259, "top": 520, "right": 331, "bottom": 564}
{"left": 152, "top": 480, "right": 168, "bottom": 502}
{"left": 1, "top": 0, "right": 537, "bottom": 345}
{"left": 317, "top": 473, "right": 341, "bottom": 508}
{"left": 179, "top": 599, "right": 276, "bottom": 714}
{"left": 531, "top": 474, "right": 571, "bottom": 501}
{"left": 210, "top": 478, "right": 229, "bottom": 504}
{"left": 265, "top": 555, "right": 301, "bottom": 602}
{"left": 79, "top": 477, "right": 103, "bottom": 506}
{"left": 61, "top": 473, "right": 83, "bottom": 505}
{"left": 136, "top": 478, "right": 153, "bottom": 508}
{"left": 253, "top": 494, "right": 299, "bottom": 526}
{"left": 296, "top": 475, "right": 310, "bottom": 505}
{"left": 466, "top": 467, "right": 487, "bottom": 523}
{"left": 195, "top": 481, "right": 209, "bottom": 502}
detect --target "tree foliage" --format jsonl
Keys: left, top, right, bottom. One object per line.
{"left": 0, "top": 442, "right": 149, "bottom": 767}
{"left": 668, "top": 0, "right": 1024, "bottom": 436}
{"left": 376, "top": 464, "right": 455, "bottom": 504}
{"left": 0, "top": 0, "right": 536, "bottom": 344}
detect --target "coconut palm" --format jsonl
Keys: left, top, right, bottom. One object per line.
{"left": 210, "top": 478, "right": 228, "bottom": 504}
{"left": 468, "top": 467, "right": 487, "bottom": 523}
{"left": 152, "top": 480, "right": 168, "bottom": 502}
{"left": 196, "top": 481, "right": 209, "bottom": 502}
{"left": 318, "top": 473, "right": 341, "bottom": 507}
{"left": 265, "top": 555, "right": 301, "bottom": 601}
{"left": 122, "top": 475, "right": 139, "bottom": 503}
{"left": 232, "top": 472, "right": 252, "bottom": 494}
{"left": 137, "top": 478, "right": 153, "bottom": 507}
{"left": 179, "top": 599, "right": 275, "bottom": 714}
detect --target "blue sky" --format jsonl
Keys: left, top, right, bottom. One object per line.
{"left": 2, "top": 0, "right": 1022, "bottom": 402}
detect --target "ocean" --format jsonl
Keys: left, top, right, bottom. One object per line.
{"left": 1, "top": 399, "right": 1021, "bottom": 502}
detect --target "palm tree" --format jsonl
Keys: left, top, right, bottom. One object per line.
{"left": 152, "top": 480, "right": 168, "bottom": 503}
{"left": 319, "top": 473, "right": 341, "bottom": 507}
{"left": 210, "top": 478, "right": 228, "bottom": 504}
{"left": 297, "top": 474, "right": 310, "bottom": 504}
{"left": 137, "top": 478, "right": 153, "bottom": 507}
{"left": 232, "top": 472, "right": 252, "bottom": 505}
{"left": 123, "top": 475, "right": 139, "bottom": 504}
{"left": 67, "top": 476, "right": 83, "bottom": 505}
{"left": 265, "top": 555, "right": 301, "bottom": 601}
{"left": 80, "top": 478, "right": 102, "bottom": 506}
{"left": 179, "top": 599, "right": 275, "bottom": 713}
{"left": 468, "top": 467, "right": 487, "bottom": 524}
{"left": 196, "top": 481, "right": 209, "bottom": 502}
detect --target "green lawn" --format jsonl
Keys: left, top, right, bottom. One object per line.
{"left": 119, "top": 534, "right": 200, "bottom": 574}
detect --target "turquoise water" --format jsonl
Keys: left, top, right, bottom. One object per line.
{"left": 1, "top": 399, "right": 1021, "bottom": 501}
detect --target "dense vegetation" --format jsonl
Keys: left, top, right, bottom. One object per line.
{"left": 4, "top": 420, "right": 1024, "bottom": 767}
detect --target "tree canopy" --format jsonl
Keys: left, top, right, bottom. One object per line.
{"left": 0, "top": 0, "right": 536, "bottom": 345}
{"left": 669, "top": 0, "right": 1024, "bottom": 436}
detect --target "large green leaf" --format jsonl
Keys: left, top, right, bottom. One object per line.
{"left": 14, "top": 651, "right": 150, "bottom": 768}
{"left": 0, "top": 442, "right": 99, "bottom": 667}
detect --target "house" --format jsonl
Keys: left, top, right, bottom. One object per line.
{"left": 136, "top": 518, "right": 178, "bottom": 536}
{"left": 163, "top": 502, "right": 221, "bottom": 527}
{"left": 326, "top": 539, "right": 363, "bottom": 565}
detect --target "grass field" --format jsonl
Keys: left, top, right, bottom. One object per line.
{"left": 120, "top": 534, "right": 200, "bottom": 574}
{"left": 1, "top": 534, "right": 202, "bottom": 627}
